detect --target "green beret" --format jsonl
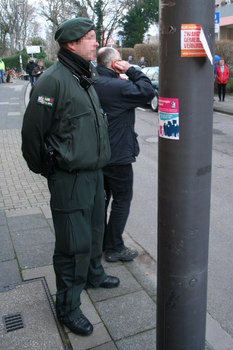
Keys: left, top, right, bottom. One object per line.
{"left": 55, "top": 17, "right": 94, "bottom": 43}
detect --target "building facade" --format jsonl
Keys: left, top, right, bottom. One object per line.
{"left": 216, "top": 0, "right": 233, "bottom": 40}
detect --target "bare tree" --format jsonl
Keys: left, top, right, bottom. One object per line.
{"left": 81, "top": 0, "right": 132, "bottom": 45}
{"left": 38, "top": 0, "right": 81, "bottom": 59}
{"left": 0, "top": 0, "right": 133, "bottom": 58}
{"left": 38, "top": 0, "right": 131, "bottom": 52}
{"left": 0, "top": 0, "right": 36, "bottom": 55}
{"left": 0, "top": 14, "right": 9, "bottom": 55}
{"left": 39, "top": 0, "right": 80, "bottom": 25}
{"left": 20, "top": 1, "right": 36, "bottom": 49}
{"left": 0, "top": 0, "right": 16, "bottom": 54}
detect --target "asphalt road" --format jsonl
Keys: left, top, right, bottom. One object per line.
{"left": 126, "top": 107, "right": 233, "bottom": 341}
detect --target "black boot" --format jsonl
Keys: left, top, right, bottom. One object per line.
{"left": 60, "top": 313, "right": 93, "bottom": 336}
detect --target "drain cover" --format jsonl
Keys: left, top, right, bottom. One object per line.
{"left": 0, "top": 279, "right": 67, "bottom": 349}
{"left": 3, "top": 312, "right": 24, "bottom": 332}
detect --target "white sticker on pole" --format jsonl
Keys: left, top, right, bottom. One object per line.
{"left": 199, "top": 28, "right": 213, "bottom": 65}
{"left": 181, "top": 24, "right": 213, "bottom": 64}
{"left": 158, "top": 97, "right": 179, "bottom": 140}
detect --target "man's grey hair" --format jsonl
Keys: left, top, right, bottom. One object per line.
{"left": 97, "top": 47, "right": 119, "bottom": 68}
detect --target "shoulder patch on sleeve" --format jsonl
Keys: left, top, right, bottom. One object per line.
{"left": 37, "top": 96, "right": 55, "bottom": 107}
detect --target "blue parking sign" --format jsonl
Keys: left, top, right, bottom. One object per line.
{"left": 215, "top": 12, "right": 220, "bottom": 24}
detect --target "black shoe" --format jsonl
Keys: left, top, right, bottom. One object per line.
{"left": 105, "top": 247, "right": 138, "bottom": 262}
{"left": 99, "top": 275, "right": 120, "bottom": 288}
{"left": 60, "top": 314, "right": 93, "bottom": 336}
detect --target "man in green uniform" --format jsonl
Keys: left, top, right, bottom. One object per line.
{"left": 21, "top": 18, "right": 120, "bottom": 336}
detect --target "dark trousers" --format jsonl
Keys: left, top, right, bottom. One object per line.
{"left": 48, "top": 169, "right": 106, "bottom": 323}
{"left": 217, "top": 83, "right": 226, "bottom": 101}
{"left": 0, "top": 70, "right": 4, "bottom": 83}
{"left": 103, "top": 164, "right": 133, "bottom": 252}
{"left": 29, "top": 74, "right": 36, "bottom": 87}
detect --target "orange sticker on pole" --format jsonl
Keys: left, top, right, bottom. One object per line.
{"left": 181, "top": 24, "right": 207, "bottom": 58}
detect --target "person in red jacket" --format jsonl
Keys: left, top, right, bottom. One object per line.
{"left": 216, "top": 58, "right": 229, "bottom": 102}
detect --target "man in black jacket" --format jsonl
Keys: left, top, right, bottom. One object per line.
{"left": 94, "top": 47, "right": 155, "bottom": 263}
{"left": 26, "top": 57, "right": 37, "bottom": 86}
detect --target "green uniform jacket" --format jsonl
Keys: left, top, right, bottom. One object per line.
{"left": 22, "top": 60, "right": 111, "bottom": 174}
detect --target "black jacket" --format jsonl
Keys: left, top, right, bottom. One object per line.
{"left": 94, "top": 66, "right": 155, "bottom": 165}
{"left": 32, "top": 65, "right": 46, "bottom": 80}
{"left": 26, "top": 61, "right": 37, "bottom": 75}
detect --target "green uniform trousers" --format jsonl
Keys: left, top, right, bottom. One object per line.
{"left": 48, "top": 169, "right": 106, "bottom": 322}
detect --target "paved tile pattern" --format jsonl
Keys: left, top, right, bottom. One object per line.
{"left": 116, "top": 328, "right": 156, "bottom": 350}
{"left": 95, "top": 290, "right": 156, "bottom": 341}
{"left": 0, "top": 279, "right": 65, "bottom": 350}
{"left": 0, "top": 128, "right": 50, "bottom": 211}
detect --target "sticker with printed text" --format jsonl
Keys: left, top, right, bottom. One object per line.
{"left": 158, "top": 97, "right": 179, "bottom": 140}
{"left": 37, "top": 96, "right": 54, "bottom": 107}
{"left": 181, "top": 24, "right": 206, "bottom": 58}
{"left": 181, "top": 24, "right": 213, "bottom": 64}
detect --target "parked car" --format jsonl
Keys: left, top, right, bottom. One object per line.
{"left": 141, "top": 66, "right": 159, "bottom": 112}
{"left": 120, "top": 64, "right": 141, "bottom": 80}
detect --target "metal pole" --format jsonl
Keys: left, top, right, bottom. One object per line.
{"left": 18, "top": 41, "right": 23, "bottom": 75}
{"left": 157, "top": 1, "right": 215, "bottom": 349}
{"left": 119, "top": 35, "right": 123, "bottom": 59}
{"left": 17, "top": 1, "right": 23, "bottom": 75}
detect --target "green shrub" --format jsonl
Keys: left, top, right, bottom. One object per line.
{"left": 215, "top": 40, "right": 233, "bottom": 78}
{"left": 2, "top": 51, "right": 55, "bottom": 72}
{"left": 226, "top": 79, "right": 233, "bottom": 93}
{"left": 44, "top": 59, "right": 55, "bottom": 68}
{"left": 134, "top": 43, "right": 159, "bottom": 66}
{"left": 2, "top": 51, "right": 29, "bottom": 71}
{"left": 214, "top": 79, "right": 233, "bottom": 94}
{"left": 119, "top": 47, "right": 135, "bottom": 62}
{"left": 117, "top": 44, "right": 159, "bottom": 66}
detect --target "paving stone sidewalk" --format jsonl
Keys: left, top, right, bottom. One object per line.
{"left": 213, "top": 94, "right": 233, "bottom": 116}
{"left": 0, "top": 205, "right": 157, "bottom": 350}
{"left": 1, "top": 79, "right": 231, "bottom": 349}
{"left": 0, "top": 79, "right": 158, "bottom": 350}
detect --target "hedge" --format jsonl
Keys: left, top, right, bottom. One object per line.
{"left": 134, "top": 43, "right": 159, "bottom": 66}
{"left": 2, "top": 51, "right": 54, "bottom": 72}
{"left": 226, "top": 79, "right": 233, "bottom": 93}
{"left": 118, "top": 47, "right": 134, "bottom": 62}
{"left": 3, "top": 51, "right": 29, "bottom": 71}
{"left": 118, "top": 43, "right": 159, "bottom": 67}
